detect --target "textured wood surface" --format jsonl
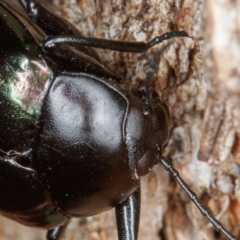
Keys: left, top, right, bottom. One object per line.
{"left": 0, "top": 0, "right": 239, "bottom": 239}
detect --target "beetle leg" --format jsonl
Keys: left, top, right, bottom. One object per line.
{"left": 18, "top": 0, "right": 101, "bottom": 60}
{"left": 115, "top": 187, "right": 141, "bottom": 240}
{"left": 41, "top": 31, "right": 189, "bottom": 52}
{"left": 47, "top": 219, "right": 71, "bottom": 240}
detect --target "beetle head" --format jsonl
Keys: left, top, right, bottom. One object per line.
{"left": 140, "top": 91, "right": 170, "bottom": 176}
{"left": 125, "top": 86, "right": 170, "bottom": 178}
{"left": 125, "top": 43, "right": 174, "bottom": 178}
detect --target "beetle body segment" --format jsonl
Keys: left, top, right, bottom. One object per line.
{"left": 35, "top": 73, "right": 138, "bottom": 217}
{"left": 34, "top": 70, "right": 170, "bottom": 217}
{"left": 0, "top": 157, "right": 69, "bottom": 229}
{"left": 0, "top": 2, "right": 70, "bottom": 229}
{"left": 0, "top": 2, "right": 51, "bottom": 153}
{"left": 0, "top": 0, "right": 169, "bottom": 228}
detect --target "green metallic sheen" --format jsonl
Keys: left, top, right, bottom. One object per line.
{"left": 0, "top": 3, "right": 51, "bottom": 154}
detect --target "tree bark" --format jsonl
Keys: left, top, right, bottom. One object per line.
{"left": 0, "top": 0, "right": 239, "bottom": 240}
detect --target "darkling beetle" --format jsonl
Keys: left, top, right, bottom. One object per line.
{"left": 0, "top": 0, "right": 237, "bottom": 239}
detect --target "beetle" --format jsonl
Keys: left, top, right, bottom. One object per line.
{"left": 0, "top": 0, "right": 237, "bottom": 240}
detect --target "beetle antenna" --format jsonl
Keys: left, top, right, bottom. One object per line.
{"left": 144, "top": 41, "right": 173, "bottom": 105}
{"left": 157, "top": 156, "right": 237, "bottom": 240}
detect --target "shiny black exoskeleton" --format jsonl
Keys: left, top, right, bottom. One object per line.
{"left": 0, "top": 1, "right": 237, "bottom": 240}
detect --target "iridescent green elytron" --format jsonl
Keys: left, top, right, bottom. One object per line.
{"left": 0, "top": 3, "right": 50, "bottom": 154}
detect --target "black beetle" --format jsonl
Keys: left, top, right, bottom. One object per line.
{"left": 0, "top": 0, "right": 237, "bottom": 240}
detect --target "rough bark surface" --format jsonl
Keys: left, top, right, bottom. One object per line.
{"left": 0, "top": 0, "right": 239, "bottom": 240}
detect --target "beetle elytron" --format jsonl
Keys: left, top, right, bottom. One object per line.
{"left": 0, "top": 0, "right": 237, "bottom": 239}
